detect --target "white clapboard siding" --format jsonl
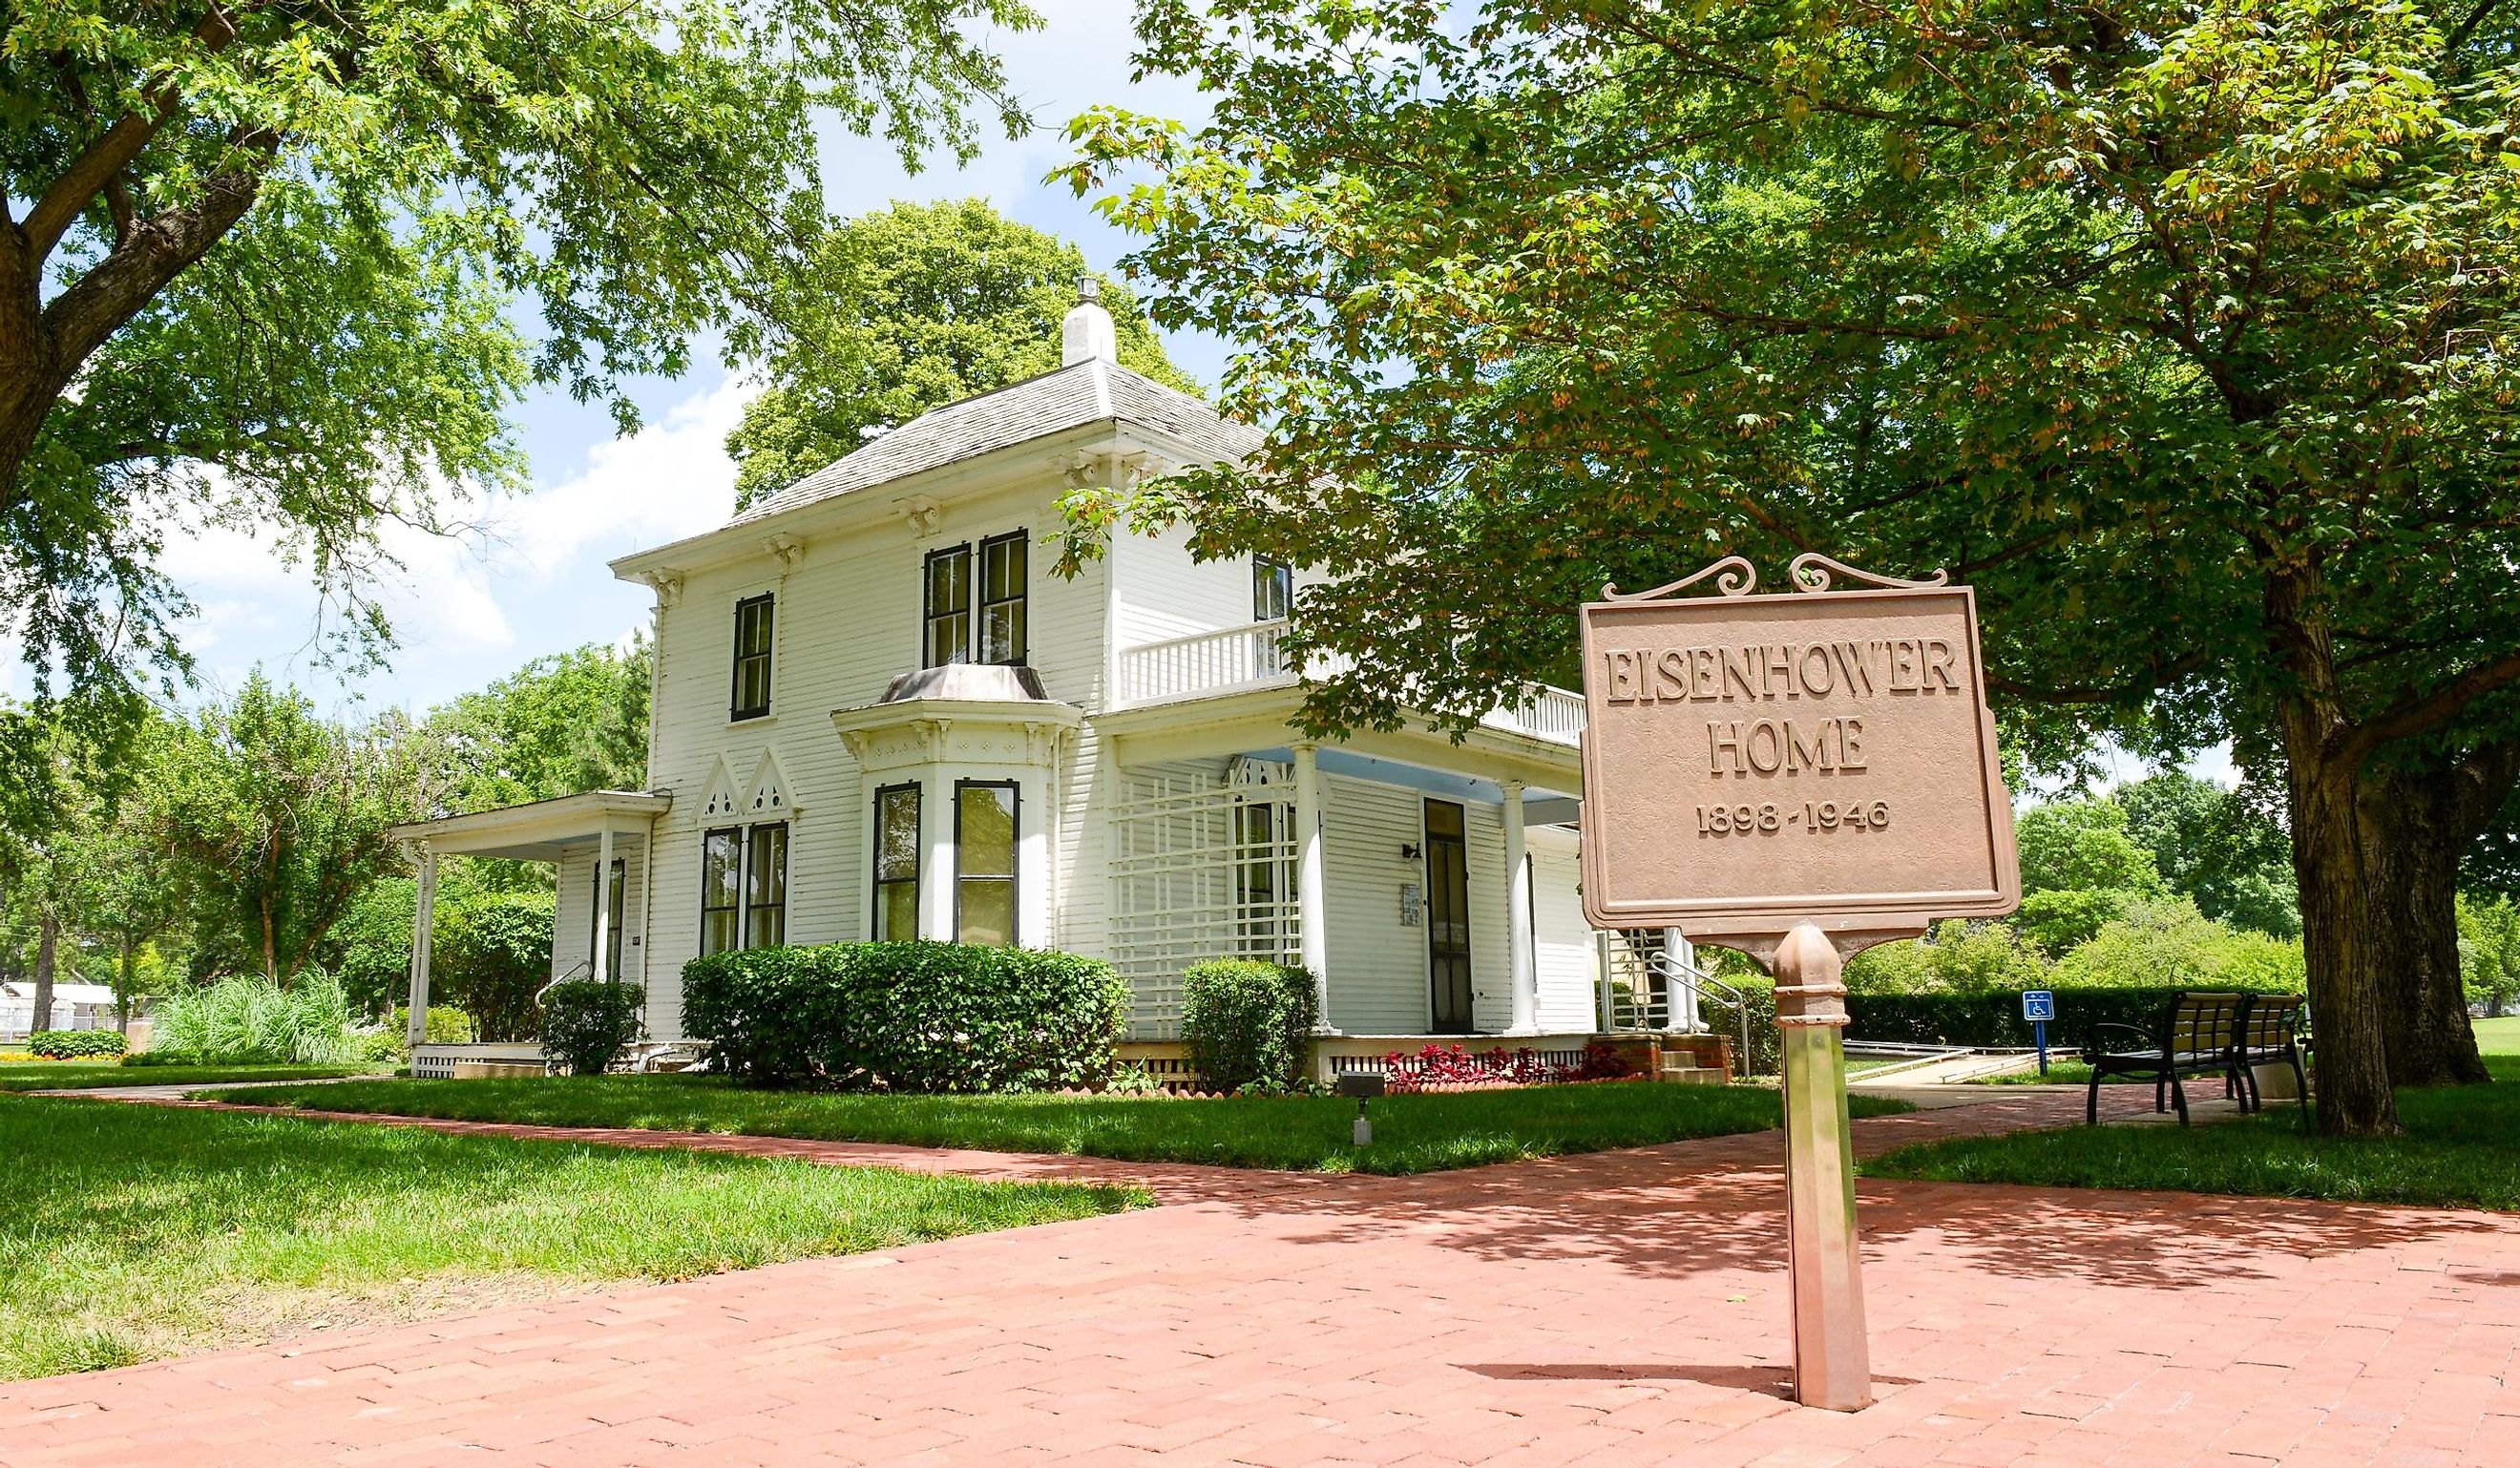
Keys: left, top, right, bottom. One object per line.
{"left": 1530, "top": 828, "right": 1596, "bottom": 1032}
{"left": 1111, "top": 520, "right": 1256, "bottom": 650}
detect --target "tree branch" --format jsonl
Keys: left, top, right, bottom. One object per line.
{"left": 39, "top": 134, "right": 274, "bottom": 370}
{"left": 20, "top": 4, "right": 246, "bottom": 266}
{"left": 2342, "top": 653, "right": 2520, "bottom": 765}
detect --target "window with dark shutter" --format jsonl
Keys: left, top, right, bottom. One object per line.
{"left": 731, "top": 595, "right": 774, "bottom": 719}
{"left": 924, "top": 544, "right": 971, "bottom": 667}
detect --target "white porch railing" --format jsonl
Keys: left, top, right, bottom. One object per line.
{"left": 1116, "top": 619, "right": 1585, "bottom": 748}
{"left": 1119, "top": 620, "right": 1297, "bottom": 704}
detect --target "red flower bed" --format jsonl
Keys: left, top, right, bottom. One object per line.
{"left": 1379, "top": 1040, "right": 1634, "bottom": 1093}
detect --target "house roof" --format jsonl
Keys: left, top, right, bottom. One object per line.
{"left": 730, "top": 358, "right": 1264, "bottom": 526}
{"left": 2, "top": 982, "right": 116, "bottom": 1006}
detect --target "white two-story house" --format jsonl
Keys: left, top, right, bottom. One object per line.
{"left": 394, "top": 288, "right": 1672, "bottom": 1078}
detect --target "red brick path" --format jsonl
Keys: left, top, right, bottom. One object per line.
{"left": 4, "top": 1089, "right": 2514, "bottom": 1467}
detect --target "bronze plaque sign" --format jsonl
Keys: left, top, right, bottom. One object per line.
{"left": 1578, "top": 555, "right": 2020, "bottom": 939}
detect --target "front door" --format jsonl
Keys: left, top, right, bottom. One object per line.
{"left": 1425, "top": 799, "right": 1474, "bottom": 1033}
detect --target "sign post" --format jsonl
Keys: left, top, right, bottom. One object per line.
{"left": 1579, "top": 554, "right": 2021, "bottom": 1414}
{"left": 2022, "top": 990, "right": 2055, "bottom": 1076}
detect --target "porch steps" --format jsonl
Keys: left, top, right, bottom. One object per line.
{"left": 1658, "top": 1062, "right": 1726, "bottom": 1085}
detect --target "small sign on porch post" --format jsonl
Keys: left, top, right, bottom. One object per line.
{"left": 1578, "top": 553, "right": 2021, "bottom": 1413}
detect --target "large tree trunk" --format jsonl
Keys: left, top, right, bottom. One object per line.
{"left": 2362, "top": 767, "right": 2488, "bottom": 1086}
{"left": 2268, "top": 564, "right": 2400, "bottom": 1135}
{"left": 29, "top": 911, "right": 58, "bottom": 1041}
{"left": 2362, "top": 743, "right": 2520, "bottom": 1087}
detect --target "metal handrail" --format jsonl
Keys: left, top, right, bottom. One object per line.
{"left": 1646, "top": 948, "right": 1757, "bottom": 1077}
{"left": 533, "top": 959, "right": 594, "bottom": 1011}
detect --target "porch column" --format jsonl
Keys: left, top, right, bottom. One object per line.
{"left": 1665, "top": 928, "right": 1700, "bottom": 1030}
{"left": 593, "top": 826, "right": 615, "bottom": 984}
{"left": 1503, "top": 782, "right": 1538, "bottom": 1034}
{"left": 406, "top": 844, "right": 438, "bottom": 1050}
{"left": 1292, "top": 743, "right": 1331, "bottom": 1028}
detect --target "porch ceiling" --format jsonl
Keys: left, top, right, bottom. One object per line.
{"left": 1094, "top": 686, "right": 1581, "bottom": 805}
{"left": 390, "top": 789, "right": 670, "bottom": 861}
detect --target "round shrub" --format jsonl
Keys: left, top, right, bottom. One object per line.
{"left": 540, "top": 980, "right": 646, "bottom": 1076}
{"left": 1180, "top": 959, "right": 1318, "bottom": 1093}
{"left": 27, "top": 1030, "right": 125, "bottom": 1059}
{"left": 682, "top": 942, "right": 1130, "bottom": 1092}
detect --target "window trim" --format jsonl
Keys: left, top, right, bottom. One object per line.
{"left": 730, "top": 593, "right": 775, "bottom": 721}
{"left": 698, "top": 826, "right": 743, "bottom": 956}
{"left": 922, "top": 541, "right": 973, "bottom": 669}
{"left": 977, "top": 529, "right": 1029, "bottom": 666}
{"left": 952, "top": 778, "right": 1020, "bottom": 947}
{"left": 871, "top": 782, "right": 922, "bottom": 942}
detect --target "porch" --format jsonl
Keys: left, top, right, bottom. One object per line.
{"left": 388, "top": 789, "right": 670, "bottom": 1078}
{"left": 1096, "top": 625, "right": 1593, "bottom": 1043}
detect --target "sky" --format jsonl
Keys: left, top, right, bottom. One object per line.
{"left": 160, "top": 0, "right": 1219, "bottom": 721}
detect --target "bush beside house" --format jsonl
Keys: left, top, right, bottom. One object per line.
{"left": 540, "top": 981, "right": 646, "bottom": 1076}
{"left": 682, "top": 942, "right": 1129, "bottom": 1092}
{"left": 1180, "top": 960, "right": 1319, "bottom": 1093}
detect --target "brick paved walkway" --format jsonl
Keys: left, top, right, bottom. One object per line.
{"left": 4, "top": 1088, "right": 2514, "bottom": 1467}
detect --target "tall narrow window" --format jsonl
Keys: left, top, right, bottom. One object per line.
{"left": 923, "top": 544, "right": 971, "bottom": 667}
{"left": 978, "top": 531, "right": 1028, "bottom": 664}
{"left": 699, "top": 828, "right": 742, "bottom": 955}
{"left": 955, "top": 781, "right": 1018, "bottom": 947}
{"left": 1232, "top": 802, "right": 1290, "bottom": 958}
{"left": 730, "top": 594, "right": 774, "bottom": 719}
{"left": 591, "top": 857, "right": 626, "bottom": 976}
{"left": 746, "top": 823, "right": 789, "bottom": 948}
{"left": 872, "top": 784, "right": 921, "bottom": 941}
{"left": 1252, "top": 557, "right": 1292, "bottom": 622}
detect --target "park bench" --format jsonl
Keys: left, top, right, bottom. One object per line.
{"left": 2085, "top": 991, "right": 2251, "bottom": 1126}
{"left": 2233, "top": 995, "right": 2310, "bottom": 1115}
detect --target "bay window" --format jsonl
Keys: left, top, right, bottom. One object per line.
{"left": 955, "top": 780, "right": 1018, "bottom": 947}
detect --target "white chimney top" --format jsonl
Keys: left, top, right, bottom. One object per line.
{"left": 1061, "top": 276, "right": 1118, "bottom": 367}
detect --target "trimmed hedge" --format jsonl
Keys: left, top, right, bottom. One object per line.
{"left": 1846, "top": 982, "right": 2303, "bottom": 1051}
{"left": 541, "top": 980, "right": 646, "bottom": 1077}
{"left": 1181, "top": 960, "right": 1318, "bottom": 1092}
{"left": 27, "top": 1030, "right": 125, "bottom": 1059}
{"left": 682, "top": 941, "right": 1129, "bottom": 1092}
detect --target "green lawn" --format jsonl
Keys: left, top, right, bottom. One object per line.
{"left": 212, "top": 1073, "right": 1915, "bottom": 1176}
{"left": 0, "top": 1060, "right": 379, "bottom": 1092}
{"left": 0, "top": 1095, "right": 1139, "bottom": 1381}
{"left": 1865, "top": 1052, "right": 2520, "bottom": 1212}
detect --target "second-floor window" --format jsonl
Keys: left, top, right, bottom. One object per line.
{"left": 731, "top": 594, "right": 774, "bottom": 719}
{"left": 1253, "top": 557, "right": 1291, "bottom": 622}
{"left": 924, "top": 532, "right": 1028, "bottom": 667}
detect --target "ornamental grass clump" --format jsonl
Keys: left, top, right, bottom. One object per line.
{"left": 146, "top": 973, "right": 358, "bottom": 1065}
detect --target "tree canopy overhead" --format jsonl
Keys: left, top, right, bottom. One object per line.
{"left": 727, "top": 199, "right": 1195, "bottom": 510}
{"left": 1, "top": 0, "right": 1036, "bottom": 725}
{"left": 1062, "top": 0, "right": 2520, "bottom": 1132}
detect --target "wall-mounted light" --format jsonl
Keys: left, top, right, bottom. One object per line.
{"left": 1400, "top": 842, "right": 1421, "bottom": 860}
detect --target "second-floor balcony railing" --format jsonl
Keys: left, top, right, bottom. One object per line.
{"left": 1116, "top": 619, "right": 1586, "bottom": 748}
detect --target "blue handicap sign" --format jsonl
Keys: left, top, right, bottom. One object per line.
{"left": 2022, "top": 990, "right": 2056, "bottom": 1022}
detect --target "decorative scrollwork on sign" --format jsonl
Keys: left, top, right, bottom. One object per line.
{"left": 1602, "top": 555, "right": 1758, "bottom": 602}
{"left": 1787, "top": 553, "right": 1950, "bottom": 595}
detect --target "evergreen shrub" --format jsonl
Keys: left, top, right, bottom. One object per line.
{"left": 682, "top": 942, "right": 1129, "bottom": 1092}
{"left": 27, "top": 1031, "right": 125, "bottom": 1059}
{"left": 1179, "top": 959, "right": 1318, "bottom": 1092}
{"left": 540, "top": 981, "right": 646, "bottom": 1076}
